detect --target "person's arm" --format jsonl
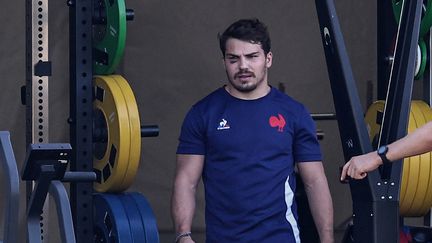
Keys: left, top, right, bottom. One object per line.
{"left": 171, "top": 154, "right": 205, "bottom": 243}
{"left": 297, "top": 161, "right": 334, "bottom": 243}
{"left": 341, "top": 121, "right": 432, "bottom": 180}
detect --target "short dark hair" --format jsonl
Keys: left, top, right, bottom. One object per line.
{"left": 218, "top": 18, "right": 271, "bottom": 57}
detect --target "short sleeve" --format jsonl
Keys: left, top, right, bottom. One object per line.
{"left": 293, "top": 105, "right": 322, "bottom": 162}
{"left": 176, "top": 106, "right": 206, "bottom": 155}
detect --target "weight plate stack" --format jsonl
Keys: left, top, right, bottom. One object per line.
{"left": 117, "top": 194, "right": 147, "bottom": 242}
{"left": 94, "top": 193, "right": 160, "bottom": 243}
{"left": 94, "top": 193, "right": 133, "bottom": 242}
{"left": 128, "top": 192, "right": 160, "bottom": 243}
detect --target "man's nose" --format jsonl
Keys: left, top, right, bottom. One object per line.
{"left": 239, "top": 57, "right": 248, "bottom": 70}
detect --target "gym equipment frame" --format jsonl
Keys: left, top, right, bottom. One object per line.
{"left": 315, "top": 0, "right": 422, "bottom": 242}
{"left": 22, "top": 143, "right": 96, "bottom": 243}
{"left": 68, "top": 0, "right": 94, "bottom": 242}
{"left": 0, "top": 132, "right": 19, "bottom": 243}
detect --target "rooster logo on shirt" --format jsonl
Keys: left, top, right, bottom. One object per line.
{"left": 217, "top": 118, "right": 230, "bottom": 130}
{"left": 269, "top": 114, "right": 286, "bottom": 132}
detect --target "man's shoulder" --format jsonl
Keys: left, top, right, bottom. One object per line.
{"left": 271, "top": 87, "right": 306, "bottom": 110}
{"left": 193, "top": 87, "right": 226, "bottom": 108}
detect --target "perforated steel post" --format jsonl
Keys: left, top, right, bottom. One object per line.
{"left": 69, "top": 0, "right": 94, "bottom": 242}
{"left": 25, "top": 0, "right": 50, "bottom": 241}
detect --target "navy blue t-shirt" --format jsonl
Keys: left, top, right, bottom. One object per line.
{"left": 177, "top": 86, "right": 322, "bottom": 243}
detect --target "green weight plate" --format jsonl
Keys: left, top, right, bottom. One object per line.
{"left": 392, "top": 0, "right": 432, "bottom": 37}
{"left": 129, "top": 192, "right": 160, "bottom": 243}
{"left": 421, "top": 0, "right": 432, "bottom": 36}
{"left": 93, "top": 193, "right": 133, "bottom": 243}
{"left": 93, "top": 0, "right": 127, "bottom": 75}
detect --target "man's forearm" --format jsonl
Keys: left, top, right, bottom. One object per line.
{"left": 171, "top": 181, "right": 197, "bottom": 233}
{"left": 305, "top": 178, "right": 334, "bottom": 243}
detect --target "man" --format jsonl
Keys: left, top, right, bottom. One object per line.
{"left": 341, "top": 121, "right": 432, "bottom": 180}
{"left": 171, "top": 18, "right": 334, "bottom": 243}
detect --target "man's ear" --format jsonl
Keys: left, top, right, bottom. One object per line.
{"left": 266, "top": 52, "right": 273, "bottom": 68}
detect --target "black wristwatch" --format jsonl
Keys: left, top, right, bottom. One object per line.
{"left": 377, "top": 145, "right": 391, "bottom": 164}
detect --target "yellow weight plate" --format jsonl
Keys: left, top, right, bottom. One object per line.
{"left": 399, "top": 107, "right": 417, "bottom": 213}
{"left": 416, "top": 102, "right": 432, "bottom": 215}
{"left": 399, "top": 103, "right": 417, "bottom": 214}
{"left": 412, "top": 102, "right": 430, "bottom": 215}
{"left": 110, "top": 74, "right": 141, "bottom": 190}
{"left": 93, "top": 75, "right": 131, "bottom": 192}
{"left": 364, "top": 101, "right": 383, "bottom": 143}
{"left": 402, "top": 101, "right": 424, "bottom": 215}
{"left": 364, "top": 100, "right": 430, "bottom": 216}
{"left": 410, "top": 101, "right": 430, "bottom": 215}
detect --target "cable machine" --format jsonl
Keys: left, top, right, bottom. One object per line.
{"left": 315, "top": 0, "right": 429, "bottom": 242}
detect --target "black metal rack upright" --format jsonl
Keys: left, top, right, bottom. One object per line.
{"left": 377, "top": 1, "right": 398, "bottom": 101}
{"left": 68, "top": 0, "right": 94, "bottom": 242}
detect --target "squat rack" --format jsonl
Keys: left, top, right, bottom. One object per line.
{"left": 25, "top": 0, "right": 94, "bottom": 241}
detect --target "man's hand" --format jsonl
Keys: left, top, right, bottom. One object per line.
{"left": 340, "top": 151, "right": 383, "bottom": 181}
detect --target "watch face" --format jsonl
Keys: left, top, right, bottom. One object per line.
{"left": 378, "top": 145, "right": 388, "bottom": 155}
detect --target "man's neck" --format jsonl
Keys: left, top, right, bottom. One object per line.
{"left": 225, "top": 84, "right": 271, "bottom": 100}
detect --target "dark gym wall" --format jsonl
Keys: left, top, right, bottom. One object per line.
{"left": 0, "top": 0, "right": 377, "bottom": 242}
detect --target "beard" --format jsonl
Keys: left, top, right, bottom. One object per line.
{"left": 227, "top": 69, "right": 266, "bottom": 93}
{"left": 229, "top": 79, "right": 257, "bottom": 92}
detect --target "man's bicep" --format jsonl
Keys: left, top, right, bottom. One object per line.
{"left": 175, "top": 154, "right": 205, "bottom": 184}
{"left": 297, "top": 161, "right": 326, "bottom": 185}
